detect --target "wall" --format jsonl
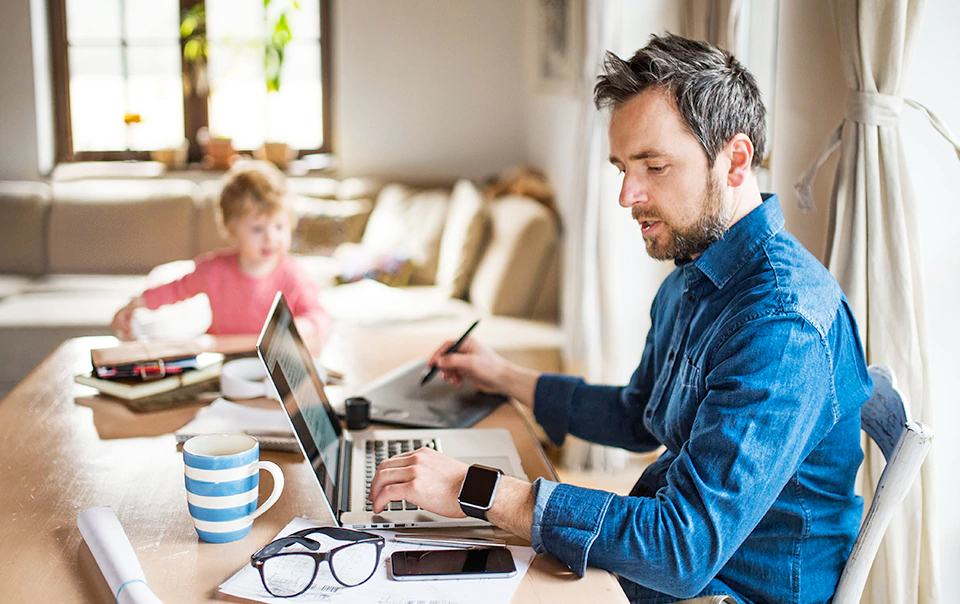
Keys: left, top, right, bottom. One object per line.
{"left": 332, "top": 0, "right": 528, "bottom": 181}
{"left": 0, "top": 0, "right": 44, "bottom": 181}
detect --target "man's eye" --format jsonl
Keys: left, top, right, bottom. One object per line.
{"left": 648, "top": 165, "right": 666, "bottom": 173}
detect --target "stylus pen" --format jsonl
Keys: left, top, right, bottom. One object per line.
{"left": 393, "top": 535, "right": 507, "bottom": 548}
{"left": 419, "top": 319, "right": 480, "bottom": 387}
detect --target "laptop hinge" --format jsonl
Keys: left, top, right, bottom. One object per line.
{"left": 335, "top": 436, "right": 352, "bottom": 514}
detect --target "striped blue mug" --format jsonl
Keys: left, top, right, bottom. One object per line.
{"left": 183, "top": 433, "right": 285, "bottom": 543}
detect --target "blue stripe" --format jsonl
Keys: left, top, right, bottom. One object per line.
{"left": 196, "top": 525, "right": 252, "bottom": 543}
{"left": 188, "top": 500, "right": 258, "bottom": 522}
{"left": 184, "top": 446, "right": 258, "bottom": 470}
{"left": 185, "top": 474, "right": 259, "bottom": 497}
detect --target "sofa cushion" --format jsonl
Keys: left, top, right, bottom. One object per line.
{"left": 434, "top": 179, "right": 490, "bottom": 299}
{"left": 0, "top": 181, "right": 51, "bottom": 275}
{"left": 49, "top": 179, "right": 200, "bottom": 274}
{"left": 361, "top": 185, "right": 449, "bottom": 285}
{"left": 195, "top": 180, "right": 232, "bottom": 255}
{"left": 469, "top": 195, "right": 559, "bottom": 318}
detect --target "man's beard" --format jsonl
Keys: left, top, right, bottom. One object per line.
{"left": 634, "top": 174, "right": 730, "bottom": 261}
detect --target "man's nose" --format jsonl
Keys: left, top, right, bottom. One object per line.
{"left": 619, "top": 173, "right": 648, "bottom": 208}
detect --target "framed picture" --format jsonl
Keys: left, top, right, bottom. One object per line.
{"left": 535, "top": 0, "right": 584, "bottom": 93}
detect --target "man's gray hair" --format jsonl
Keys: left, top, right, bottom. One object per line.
{"left": 594, "top": 33, "right": 766, "bottom": 169}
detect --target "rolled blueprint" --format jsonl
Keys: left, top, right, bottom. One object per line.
{"left": 77, "top": 506, "right": 164, "bottom": 604}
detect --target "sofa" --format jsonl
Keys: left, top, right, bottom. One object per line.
{"left": 0, "top": 171, "right": 563, "bottom": 396}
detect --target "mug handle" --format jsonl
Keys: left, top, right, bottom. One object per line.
{"left": 249, "top": 460, "right": 285, "bottom": 521}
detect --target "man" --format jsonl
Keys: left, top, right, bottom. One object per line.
{"left": 369, "top": 34, "right": 872, "bottom": 603}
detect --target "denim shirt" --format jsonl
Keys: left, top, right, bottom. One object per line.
{"left": 529, "top": 195, "right": 872, "bottom": 603}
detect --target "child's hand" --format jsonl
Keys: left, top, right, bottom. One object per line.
{"left": 111, "top": 296, "right": 145, "bottom": 340}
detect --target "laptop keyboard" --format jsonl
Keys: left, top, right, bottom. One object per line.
{"left": 364, "top": 438, "right": 438, "bottom": 512}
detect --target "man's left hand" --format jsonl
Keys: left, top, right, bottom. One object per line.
{"left": 367, "top": 447, "right": 468, "bottom": 518}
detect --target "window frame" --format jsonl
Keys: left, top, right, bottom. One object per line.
{"left": 49, "top": 0, "right": 333, "bottom": 164}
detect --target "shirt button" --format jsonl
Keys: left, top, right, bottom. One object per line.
{"left": 686, "top": 293, "right": 696, "bottom": 302}
{"left": 667, "top": 350, "right": 675, "bottom": 360}
{"left": 645, "top": 409, "right": 653, "bottom": 419}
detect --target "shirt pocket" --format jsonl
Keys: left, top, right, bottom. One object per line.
{"left": 664, "top": 354, "right": 704, "bottom": 441}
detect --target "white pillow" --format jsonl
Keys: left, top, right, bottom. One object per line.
{"left": 434, "top": 179, "right": 490, "bottom": 299}
{"left": 361, "top": 185, "right": 449, "bottom": 285}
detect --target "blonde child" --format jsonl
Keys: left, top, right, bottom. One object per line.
{"left": 112, "top": 161, "right": 330, "bottom": 355}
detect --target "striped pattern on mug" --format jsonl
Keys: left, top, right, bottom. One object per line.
{"left": 184, "top": 441, "right": 262, "bottom": 543}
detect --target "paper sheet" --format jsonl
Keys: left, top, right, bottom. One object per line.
{"left": 219, "top": 517, "right": 535, "bottom": 604}
{"left": 77, "top": 506, "right": 164, "bottom": 604}
{"left": 175, "top": 398, "right": 293, "bottom": 438}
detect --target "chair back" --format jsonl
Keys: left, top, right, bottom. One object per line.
{"left": 832, "top": 365, "right": 934, "bottom": 604}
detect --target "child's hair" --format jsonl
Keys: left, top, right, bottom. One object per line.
{"left": 218, "top": 160, "right": 293, "bottom": 230}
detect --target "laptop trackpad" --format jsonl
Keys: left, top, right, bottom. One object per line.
{"left": 454, "top": 456, "right": 521, "bottom": 478}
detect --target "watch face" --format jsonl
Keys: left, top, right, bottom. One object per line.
{"left": 459, "top": 466, "right": 501, "bottom": 508}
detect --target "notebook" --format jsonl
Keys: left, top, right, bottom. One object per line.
{"left": 257, "top": 292, "right": 527, "bottom": 529}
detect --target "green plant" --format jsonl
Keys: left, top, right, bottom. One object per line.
{"left": 180, "top": 3, "right": 208, "bottom": 96}
{"left": 264, "top": 0, "right": 299, "bottom": 93}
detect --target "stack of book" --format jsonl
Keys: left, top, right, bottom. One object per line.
{"left": 75, "top": 340, "right": 224, "bottom": 412}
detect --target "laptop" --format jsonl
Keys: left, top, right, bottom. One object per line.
{"left": 256, "top": 293, "right": 527, "bottom": 529}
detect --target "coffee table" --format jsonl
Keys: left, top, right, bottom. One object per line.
{"left": 0, "top": 334, "right": 627, "bottom": 602}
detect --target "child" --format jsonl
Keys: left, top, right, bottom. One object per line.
{"left": 112, "top": 161, "right": 330, "bottom": 356}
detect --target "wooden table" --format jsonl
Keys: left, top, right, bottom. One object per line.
{"left": 0, "top": 334, "right": 627, "bottom": 603}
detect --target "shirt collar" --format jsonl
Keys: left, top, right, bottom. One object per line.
{"left": 684, "top": 193, "right": 784, "bottom": 289}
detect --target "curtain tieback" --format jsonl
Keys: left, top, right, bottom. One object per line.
{"left": 794, "top": 90, "right": 960, "bottom": 212}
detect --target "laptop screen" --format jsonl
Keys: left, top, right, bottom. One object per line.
{"left": 257, "top": 293, "right": 343, "bottom": 513}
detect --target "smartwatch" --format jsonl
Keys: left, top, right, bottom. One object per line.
{"left": 458, "top": 464, "right": 503, "bottom": 520}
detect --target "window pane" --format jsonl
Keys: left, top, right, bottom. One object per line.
{"left": 124, "top": 0, "right": 179, "bottom": 43}
{"left": 206, "top": 0, "right": 262, "bottom": 41}
{"left": 288, "top": 0, "right": 319, "bottom": 39}
{"left": 126, "top": 46, "right": 185, "bottom": 150}
{"left": 66, "top": 0, "right": 122, "bottom": 43}
{"left": 274, "top": 41, "right": 323, "bottom": 149}
{"left": 207, "top": 42, "right": 266, "bottom": 148}
{"left": 206, "top": 0, "right": 323, "bottom": 150}
{"left": 69, "top": 46, "right": 126, "bottom": 151}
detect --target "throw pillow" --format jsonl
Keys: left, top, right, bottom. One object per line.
{"left": 434, "top": 179, "right": 490, "bottom": 299}
{"left": 361, "top": 184, "right": 449, "bottom": 285}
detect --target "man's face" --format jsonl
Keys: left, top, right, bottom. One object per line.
{"left": 608, "top": 89, "right": 731, "bottom": 261}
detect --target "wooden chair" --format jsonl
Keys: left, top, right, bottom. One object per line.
{"left": 832, "top": 365, "right": 934, "bottom": 604}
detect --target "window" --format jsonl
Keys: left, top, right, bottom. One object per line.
{"left": 50, "top": 0, "right": 331, "bottom": 163}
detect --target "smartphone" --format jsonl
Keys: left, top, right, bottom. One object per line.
{"left": 390, "top": 547, "right": 517, "bottom": 581}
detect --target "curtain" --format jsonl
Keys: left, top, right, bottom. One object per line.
{"left": 683, "top": 0, "right": 743, "bottom": 52}
{"left": 558, "top": 0, "right": 623, "bottom": 471}
{"left": 795, "top": 0, "right": 960, "bottom": 601}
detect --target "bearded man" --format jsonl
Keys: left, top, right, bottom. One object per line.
{"left": 369, "top": 34, "right": 872, "bottom": 603}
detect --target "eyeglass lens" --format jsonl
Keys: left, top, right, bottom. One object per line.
{"left": 329, "top": 541, "right": 381, "bottom": 586}
{"left": 261, "top": 554, "right": 318, "bottom": 597}
{"left": 260, "top": 540, "right": 380, "bottom": 596}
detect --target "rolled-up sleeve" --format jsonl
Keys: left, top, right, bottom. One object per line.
{"left": 529, "top": 477, "right": 558, "bottom": 554}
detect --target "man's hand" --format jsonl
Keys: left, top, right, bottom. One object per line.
{"left": 429, "top": 336, "right": 541, "bottom": 407}
{"left": 111, "top": 296, "right": 145, "bottom": 340}
{"left": 367, "top": 447, "right": 468, "bottom": 518}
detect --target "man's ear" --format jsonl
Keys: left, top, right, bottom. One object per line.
{"left": 724, "top": 134, "right": 754, "bottom": 187}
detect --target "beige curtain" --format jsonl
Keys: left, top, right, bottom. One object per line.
{"left": 562, "top": 0, "right": 619, "bottom": 383}
{"left": 795, "top": 0, "right": 960, "bottom": 601}
{"left": 558, "top": 0, "right": 627, "bottom": 472}
{"left": 683, "top": 0, "right": 743, "bottom": 52}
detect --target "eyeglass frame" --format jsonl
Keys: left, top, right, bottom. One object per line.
{"left": 250, "top": 526, "right": 385, "bottom": 597}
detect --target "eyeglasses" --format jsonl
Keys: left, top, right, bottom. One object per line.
{"left": 250, "top": 526, "right": 385, "bottom": 597}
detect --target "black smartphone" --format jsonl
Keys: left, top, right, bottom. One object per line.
{"left": 390, "top": 547, "right": 517, "bottom": 581}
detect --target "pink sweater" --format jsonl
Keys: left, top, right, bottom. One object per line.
{"left": 142, "top": 250, "right": 330, "bottom": 336}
